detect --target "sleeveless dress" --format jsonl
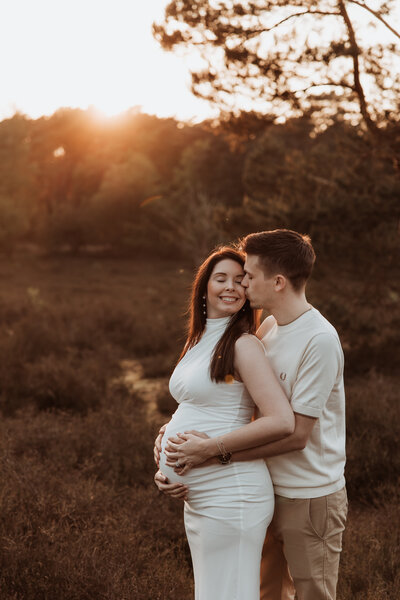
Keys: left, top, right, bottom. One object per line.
{"left": 159, "top": 316, "right": 274, "bottom": 600}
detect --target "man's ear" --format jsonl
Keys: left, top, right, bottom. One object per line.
{"left": 273, "top": 274, "right": 287, "bottom": 291}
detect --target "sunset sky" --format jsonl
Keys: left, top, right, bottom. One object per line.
{"left": 1, "top": 1, "right": 398, "bottom": 122}
{"left": 0, "top": 0, "right": 216, "bottom": 121}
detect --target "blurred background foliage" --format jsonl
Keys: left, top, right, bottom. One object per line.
{"left": 0, "top": 107, "right": 399, "bottom": 265}
{"left": 0, "top": 106, "right": 398, "bottom": 598}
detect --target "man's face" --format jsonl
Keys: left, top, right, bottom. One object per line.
{"left": 241, "top": 255, "right": 276, "bottom": 310}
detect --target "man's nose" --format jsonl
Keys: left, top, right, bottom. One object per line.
{"left": 241, "top": 275, "right": 248, "bottom": 288}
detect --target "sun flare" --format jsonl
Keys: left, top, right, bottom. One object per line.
{"left": 0, "top": 0, "right": 212, "bottom": 121}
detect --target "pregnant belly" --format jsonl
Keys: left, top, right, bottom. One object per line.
{"left": 160, "top": 406, "right": 232, "bottom": 480}
{"left": 159, "top": 405, "right": 273, "bottom": 506}
{"left": 162, "top": 404, "right": 241, "bottom": 446}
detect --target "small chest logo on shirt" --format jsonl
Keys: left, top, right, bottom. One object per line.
{"left": 280, "top": 372, "right": 287, "bottom": 381}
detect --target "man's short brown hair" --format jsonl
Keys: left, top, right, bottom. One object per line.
{"left": 241, "top": 229, "right": 316, "bottom": 291}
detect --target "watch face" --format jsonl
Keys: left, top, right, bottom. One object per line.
{"left": 218, "top": 452, "right": 232, "bottom": 464}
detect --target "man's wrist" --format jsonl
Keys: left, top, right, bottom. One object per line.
{"left": 202, "top": 438, "right": 219, "bottom": 460}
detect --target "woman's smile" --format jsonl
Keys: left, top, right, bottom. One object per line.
{"left": 219, "top": 295, "right": 240, "bottom": 303}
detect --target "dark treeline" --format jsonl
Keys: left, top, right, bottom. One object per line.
{"left": 1, "top": 107, "right": 399, "bottom": 267}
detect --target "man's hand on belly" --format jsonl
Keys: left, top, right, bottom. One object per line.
{"left": 165, "top": 431, "right": 211, "bottom": 475}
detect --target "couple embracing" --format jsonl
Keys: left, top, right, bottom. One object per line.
{"left": 154, "top": 229, "right": 347, "bottom": 600}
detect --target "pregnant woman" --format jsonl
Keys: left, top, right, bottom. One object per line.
{"left": 156, "top": 246, "right": 294, "bottom": 600}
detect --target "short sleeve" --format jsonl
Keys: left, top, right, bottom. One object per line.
{"left": 290, "top": 333, "right": 344, "bottom": 418}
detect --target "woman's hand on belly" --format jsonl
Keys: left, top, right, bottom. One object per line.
{"left": 154, "top": 469, "right": 188, "bottom": 500}
{"left": 165, "top": 430, "right": 213, "bottom": 475}
{"left": 154, "top": 422, "right": 169, "bottom": 467}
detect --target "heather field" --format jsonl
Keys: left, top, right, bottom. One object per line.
{"left": 0, "top": 254, "right": 398, "bottom": 599}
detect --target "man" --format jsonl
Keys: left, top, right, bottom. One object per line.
{"left": 155, "top": 229, "right": 347, "bottom": 600}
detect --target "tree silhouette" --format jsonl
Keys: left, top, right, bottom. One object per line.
{"left": 153, "top": 0, "right": 400, "bottom": 132}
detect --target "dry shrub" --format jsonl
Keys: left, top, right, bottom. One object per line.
{"left": 338, "top": 503, "right": 400, "bottom": 599}
{"left": 0, "top": 296, "right": 29, "bottom": 325}
{"left": 0, "top": 470, "right": 193, "bottom": 599}
{"left": 0, "top": 393, "right": 193, "bottom": 599}
{"left": 8, "top": 385, "right": 155, "bottom": 488}
{"left": 141, "top": 352, "right": 181, "bottom": 379}
{"left": 3, "top": 308, "right": 66, "bottom": 361}
{"left": 308, "top": 265, "right": 400, "bottom": 376}
{"left": 345, "top": 373, "right": 400, "bottom": 506}
{"left": 23, "top": 355, "right": 105, "bottom": 413}
{"left": 337, "top": 372, "right": 400, "bottom": 598}
{"left": 0, "top": 311, "right": 113, "bottom": 415}
{"left": 0, "top": 256, "right": 188, "bottom": 416}
{"left": 0, "top": 294, "right": 182, "bottom": 415}
{"left": 156, "top": 388, "right": 177, "bottom": 416}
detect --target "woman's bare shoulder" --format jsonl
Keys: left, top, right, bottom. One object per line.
{"left": 234, "top": 332, "right": 264, "bottom": 355}
{"left": 256, "top": 315, "right": 276, "bottom": 340}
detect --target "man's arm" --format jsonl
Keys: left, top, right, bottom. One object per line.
{"left": 164, "top": 414, "right": 315, "bottom": 466}
{"left": 232, "top": 412, "right": 317, "bottom": 461}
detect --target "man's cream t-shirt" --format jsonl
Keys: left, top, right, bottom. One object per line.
{"left": 261, "top": 307, "right": 346, "bottom": 499}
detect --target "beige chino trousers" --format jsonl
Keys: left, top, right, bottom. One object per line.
{"left": 260, "top": 487, "right": 348, "bottom": 600}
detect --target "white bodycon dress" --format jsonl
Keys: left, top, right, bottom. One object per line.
{"left": 159, "top": 316, "right": 274, "bottom": 600}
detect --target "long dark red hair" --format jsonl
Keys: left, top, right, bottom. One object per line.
{"left": 180, "top": 246, "right": 260, "bottom": 382}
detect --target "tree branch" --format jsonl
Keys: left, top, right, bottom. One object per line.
{"left": 349, "top": 0, "right": 400, "bottom": 40}
{"left": 338, "top": 0, "right": 378, "bottom": 132}
{"left": 243, "top": 10, "right": 341, "bottom": 39}
{"left": 192, "top": 10, "right": 341, "bottom": 43}
{"left": 294, "top": 81, "right": 355, "bottom": 94}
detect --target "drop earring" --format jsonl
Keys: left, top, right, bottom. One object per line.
{"left": 202, "top": 296, "right": 207, "bottom": 316}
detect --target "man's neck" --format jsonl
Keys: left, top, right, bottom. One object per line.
{"left": 270, "top": 295, "right": 311, "bottom": 326}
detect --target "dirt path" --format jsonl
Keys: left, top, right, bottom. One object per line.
{"left": 119, "top": 359, "right": 169, "bottom": 423}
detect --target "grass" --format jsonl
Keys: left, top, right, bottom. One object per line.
{"left": 0, "top": 396, "right": 193, "bottom": 599}
{"left": 345, "top": 373, "right": 400, "bottom": 507}
{"left": 339, "top": 502, "right": 400, "bottom": 599}
{"left": 338, "top": 373, "right": 400, "bottom": 599}
{"left": 0, "top": 253, "right": 398, "bottom": 598}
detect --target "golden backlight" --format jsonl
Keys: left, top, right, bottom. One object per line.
{"left": 0, "top": 0, "right": 214, "bottom": 121}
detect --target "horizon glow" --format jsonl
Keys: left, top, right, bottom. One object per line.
{"left": 0, "top": 0, "right": 216, "bottom": 122}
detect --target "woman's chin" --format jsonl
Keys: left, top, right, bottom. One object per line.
{"left": 212, "top": 303, "right": 244, "bottom": 318}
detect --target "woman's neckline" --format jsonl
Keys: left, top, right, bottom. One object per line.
{"left": 205, "top": 316, "right": 231, "bottom": 329}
